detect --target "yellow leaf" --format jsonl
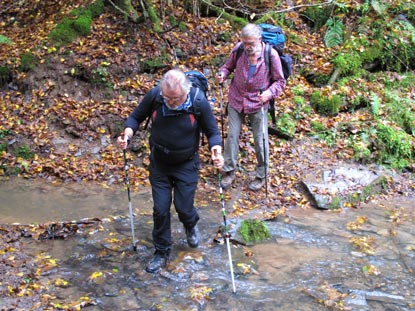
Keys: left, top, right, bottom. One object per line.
{"left": 55, "top": 278, "right": 69, "bottom": 287}
{"left": 89, "top": 271, "right": 104, "bottom": 280}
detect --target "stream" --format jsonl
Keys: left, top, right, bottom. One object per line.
{"left": 1, "top": 178, "right": 415, "bottom": 311}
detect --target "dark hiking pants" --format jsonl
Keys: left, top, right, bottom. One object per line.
{"left": 148, "top": 157, "right": 200, "bottom": 252}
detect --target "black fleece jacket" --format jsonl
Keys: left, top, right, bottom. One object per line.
{"left": 125, "top": 86, "right": 222, "bottom": 162}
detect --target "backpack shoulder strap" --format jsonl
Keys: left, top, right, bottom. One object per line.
{"left": 264, "top": 44, "right": 276, "bottom": 119}
{"left": 190, "top": 87, "right": 202, "bottom": 118}
{"left": 235, "top": 43, "right": 244, "bottom": 63}
{"left": 143, "top": 86, "right": 163, "bottom": 130}
{"left": 264, "top": 44, "right": 272, "bottom": 75}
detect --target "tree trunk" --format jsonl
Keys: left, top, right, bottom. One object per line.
{"left": 111, "top": 0, "right": 140, "bottom": 22}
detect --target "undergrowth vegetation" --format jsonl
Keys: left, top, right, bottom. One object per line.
{"left": 299, "top": 1, "right": 415, "bottom": 172}
{"left": 0, "top": 0, "right": 414, "bottom": 183}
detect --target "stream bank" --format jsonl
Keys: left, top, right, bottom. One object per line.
{"left": 1, "top": 178, "right": 414, "bottom": 310}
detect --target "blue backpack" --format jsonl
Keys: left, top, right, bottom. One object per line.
{"left": 259, "top": 23, "right": 292, "bottom": 79}
{"left": 259, "top": 23, "right": 286, "bottom": 52}
{"left": 185, "top": 70, "right": 209, "bottom": 96}
{"left": 236, "top": 23, "right": 293, "bottom": 79}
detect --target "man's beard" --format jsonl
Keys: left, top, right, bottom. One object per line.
{"left": 245, "top": 44, "right": 260, "bottom": 56}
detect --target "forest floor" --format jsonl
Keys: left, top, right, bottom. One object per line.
{"left": 1, "top": 1, "right": 415, "bottom": 309}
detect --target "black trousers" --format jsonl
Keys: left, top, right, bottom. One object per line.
{"left": 148, "top": 156, "right": 200, "bottom": 252}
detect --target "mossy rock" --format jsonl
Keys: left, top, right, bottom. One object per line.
{"left": 310, "top": 91, "right": 342, "bottom": 116}
{"left": 48, "top": 0, "right": 104, "bottom": 47}
{"left": 238, "top": 219, "right": 271, "bottom": 244}
{"left": 269, "top": 113, "right": 296, "bottom": 140}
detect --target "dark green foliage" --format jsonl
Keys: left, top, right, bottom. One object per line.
{"left": 90, "top": 66, "right": 112, "bottom": 87}
{"left": 238, "top": 219, "right": 271, "bottom": 244}
{"left": 0, "top": 143, "right": 7, "bottom": 153}
{"left": 275, "top": 113, "right": 296, "bottom": 137}
{"left": 379, "top": 19, "right": 415, "bottom": 72}
{"left": 0, "top": 130, "right": 11, "bottom": 139}
{"left": 328, "top": 2, "right": 415, "bottom": 80}
{"left": 0, "top": 35, "right": 12, "bottom": 45}
{"left": 352, "top": 141, "right": 371, "bottom": 163}
{"left": 139, "top": 49, "right": 170, "bottom": 73}
{"left": 310, "top": 120, "right": 327, "bottom": 133}
{"left": 19, "top": 52, "right": 38, "bottom": 72}
{"left": 178, "top": 21, "right": 187, "bottom": 32}
{"left": 310, "top": 91, "right": 342, "bottom": 116}
{"left": 374, "top": 123, "right": 413, "bottom": 169}
{"left": 141, "top": 57, "right": 167, "bottom": 73}
{"left": 346, "top": 176, "right": 388, "bottom": 205}
{"left": 49, "top": 17, "right": 78, "bottom": 46}
{"left": 88, "top": 0, "right": 105, "bottom": 18}
{"left": 0, "top": 66, "right": 12, "bottom": 86}
{"left": 385, "top": 96, "right": 415, "bottom": 136}
{"left": 217, "top": 31, "right": 232, "bottom": 42}
{"left": 301, "top": 5, "right": 333, "bottom": 32}
{"left": 169, "top": 15, "right": 178, "bottom": 27}
{"left": 210, "top": 55, "right": 227, "bottom": 68}
{"left": 332, "top": 51, "right": 363, "bottom": 76}
{"left": 73, "top": 14, "right": 92, "bottom": 36}
{"left": 304, "top": 71, "right": 331, "bottom": 87}
{"left": 12, "top": 145, "right": 34, "bottom": 159}
{"left": 328, "top": 197, "right": 341, "bottom": 210}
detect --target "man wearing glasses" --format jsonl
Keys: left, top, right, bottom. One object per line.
{"left": 216, "top": 23, "right": 286, "bottom": 191}
{"left": 117, "top": 69, "right": 224, "bottom": 273}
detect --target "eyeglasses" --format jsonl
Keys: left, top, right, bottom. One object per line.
{"left": 242, "top": 39, "right": 259, "bottom": 47}
{"left": 160, "top": 91, "right": 186, "bottom": 102}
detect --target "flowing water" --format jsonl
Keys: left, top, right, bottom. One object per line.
{"left": 1, "top": 178, "right": 415, "bottom": 311}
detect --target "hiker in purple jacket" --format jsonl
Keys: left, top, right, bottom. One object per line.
{"left": 117, "top": 69, "right": 224, "bottom": 273}
{"left": 216, "top": 23, "right": 286, "bottom": 191}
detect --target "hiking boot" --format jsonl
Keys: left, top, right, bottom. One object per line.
{"left": 145, "top": 250, "right": 169, "bottom": 273}
{"left": 220, "top": 171, "right": 235, "bottom": 189}
{"left": 248, "top": 177, "right": 265, "bottom": 191}
{"left": 186, "top": 225, "right": 200, "bottom": 248}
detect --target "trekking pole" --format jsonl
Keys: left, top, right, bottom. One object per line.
{"left": 260, "top": 92, "right": 268, "bottom": 198}
{"left": 214, "top": 150, "right": 236, "bottom": 293}
{"left": 219, "top": 83, "right": 225, "bottom": 141}
{"left": 123, "top": 148, "right": 137, "bottom": 251}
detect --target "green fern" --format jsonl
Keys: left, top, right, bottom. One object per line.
{"left": 324, "top": 17, "right": 344, "bottom": 48}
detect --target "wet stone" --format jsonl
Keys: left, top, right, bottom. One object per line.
{"left": 301, "top": 165, "right": 387, "bottom": 209}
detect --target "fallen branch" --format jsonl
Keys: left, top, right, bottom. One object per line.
{"left": 201, "top": 0, "right": 335, "bottom": 19}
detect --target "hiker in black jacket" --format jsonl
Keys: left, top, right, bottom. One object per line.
{"left": 117, "top": 69, "right": 224, "bottom": 273}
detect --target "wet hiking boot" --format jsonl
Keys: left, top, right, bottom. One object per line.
{"left": 145, "top": 250, "right": 169, "bottom": 273}
{"left": 248, "top": 177, "right": 265, "bottom": 191}
{"left": 220, "top": 171, "right": 235, "bottom": 189}
{"left": 186, "top": 225, "right": 200, "bottom": 248}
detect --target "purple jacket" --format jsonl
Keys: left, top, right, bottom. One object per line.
{"left": 219, "top": 42, "right": 286, "bottom": 114}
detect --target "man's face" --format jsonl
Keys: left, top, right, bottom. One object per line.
{"left": 242, "top": 36, "right": 261, "bottom": 56}
{"left": 161, "top": 86, "right": 187, "bottom": 110}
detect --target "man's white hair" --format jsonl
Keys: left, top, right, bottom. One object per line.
{"left": 160, "top": 69, "right": 191, "bottom": 93}
{"left": 241, "top": 23, "right": 262, "bottom": 39}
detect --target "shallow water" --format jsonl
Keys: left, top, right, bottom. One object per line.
{"left": 1, "top": 178, "right": 415, "bottom": 310}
